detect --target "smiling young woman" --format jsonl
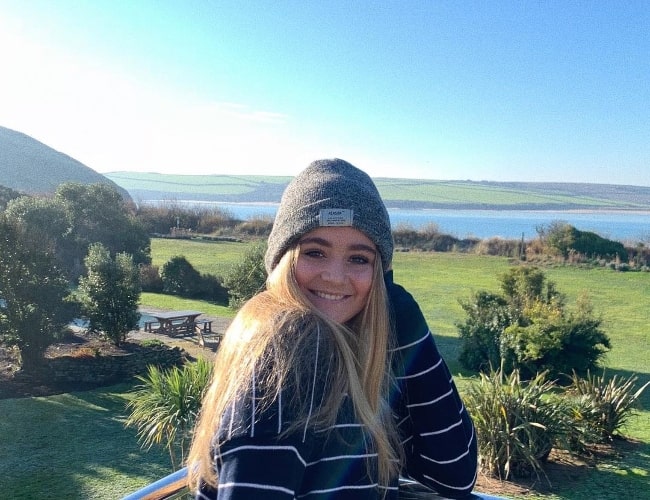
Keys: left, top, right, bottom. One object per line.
{"left": 187, "top": 159, "right": 478, "bottom": 499}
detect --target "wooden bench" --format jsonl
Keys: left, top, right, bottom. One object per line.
{"left": 194, "top": 320, "right": 213, "bottom": 333}
{"left": 195, "top": 320, "right": 220, "bottom": 348}
{"left": 144, "top": 321, "right": 160, "bottom": 332}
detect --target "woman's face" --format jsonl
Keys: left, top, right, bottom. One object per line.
{"left": 295, "top": 226, "right": 376, "bottom": 324}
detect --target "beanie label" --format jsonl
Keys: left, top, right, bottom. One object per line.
{"left": 319, "top": 208, "right": 353, "bottom": 227}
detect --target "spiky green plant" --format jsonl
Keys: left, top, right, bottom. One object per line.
{"left": 566, "top": 370, "right": 649, "bottom": 442}
{"left": 463, "top": 366, "right": 571, "bottom": 481}
{"left": 125, "top": 358, "right": 212, "bottom": 468}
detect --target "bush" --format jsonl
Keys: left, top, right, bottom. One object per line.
{"left": 475, "top": 237, "right": 523, "bottom": 258}
{"left": 464, "top": 366, "right": 571, "bottom": 480}
{"left": 160, "top": 256, "right": 202, "bottom": 296}
{"left": 77, "top": 243, "right": 141, "bottom": 346}
{"left": 139, "top": 264, "right": 164, "bottom": 293}
{"left": 223, "top": 241, "right": 268, "bottom": 308}
{"left": 457, "top": 291, "right": 511, "bottom": 372}
{"left": 565, "top": 370, "right": 649, "bottom": 442}
{"left": 235, "top": 216, "right": 274, "bottom": 236}
{"left": 159, "top": 256, "right": 228, "bottom": 304}
{"left": 458, "top": 267, "right": 611, "bottom": 379}
{"left": 194, "top": 273, "right": 229, "bottom": 305}
{"left": 502, "top": 313, "right": 611, "bottom": 380}
{"left": 537, "top": 222, "right": 628, "bottom": 263}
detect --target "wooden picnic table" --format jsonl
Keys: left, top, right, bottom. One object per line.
{"left": 144, "top": 310, "right": 205, "bottom": 336}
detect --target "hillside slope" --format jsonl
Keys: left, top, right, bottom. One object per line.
{"left": 0, "top": 126, "right": 130, "bottom": 200}
{"left": 105, "top": 171, "right": 650, "bottom": 211}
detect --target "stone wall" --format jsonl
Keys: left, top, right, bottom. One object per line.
{"left": 31, "top": 345, "right": 186, "bottom": 387}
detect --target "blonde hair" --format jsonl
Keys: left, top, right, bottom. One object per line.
{"left": 187, "top": 244, "right": 400, "bottom": 491}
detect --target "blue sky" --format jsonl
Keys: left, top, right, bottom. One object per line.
{"left": 1, "top": 1, "right": 649, "bottom": 185}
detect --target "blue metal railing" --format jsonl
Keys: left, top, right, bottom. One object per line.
{"left": 123, "top": 467, "right": 505, "bottom": 500}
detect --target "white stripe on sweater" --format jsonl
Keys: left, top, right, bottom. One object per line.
{"left": 296, "top": 483, "right": 381, "bottom": 497}
{"left": 306, "top": 452, "right": 377, "bottom": 466}
{"left": 389, "top": 330, "right": 431, "bottom": 352}
{"left": 220, "top": 444, "right": 308, "bottom": 467}
{"left": 218, "top": 481, "right": 295, "bottom": 496}
{"left": 423, "top": 464, "right": 478, "bottom": 491}
{"left": 420, "top": 418, "right": 463, "bottom": 436}
{"left": 406, "top": 387, "right": 453, "bottom": 408}
{"left": 397, "top": 357, "right": 443, "bottom": 380}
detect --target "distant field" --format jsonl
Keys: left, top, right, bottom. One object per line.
{"left": 105, "top": 171, "right": 650, "bottom": 210}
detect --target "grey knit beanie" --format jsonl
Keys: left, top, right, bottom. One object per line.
{"left": 265, "top": 158, "right": 393, "bottom": 273}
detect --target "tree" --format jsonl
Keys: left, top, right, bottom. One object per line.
{"left": 0, "top": 215, "right": 75, "bottom": 370}
{"left": 77, "top": 243, "right": 141, "bottom": 346}
{"left": 4, "top": 195, "right": 77, "bottom": 274}
{"left": 56, "top": 183, "right": 151, "bottom": 271}
{"left": 5, "top": 183, "right": 151, "bottom": 282}
{"left": 0, "top": 184, "right": 22, "bottom": 211}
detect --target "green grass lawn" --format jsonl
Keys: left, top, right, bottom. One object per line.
{"left": 0, "top": 383, "right": 170, "bottom": 499}
{"left": 3, "top": 239, "right": 648, "bottom": 498}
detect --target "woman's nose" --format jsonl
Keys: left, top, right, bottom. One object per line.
{"left": 321, "top": 261, "right": 346, "bottom": 283}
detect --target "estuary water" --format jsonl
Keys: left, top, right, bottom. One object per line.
{"left": 149, "top": 200, "right": 650, "bottom": 243}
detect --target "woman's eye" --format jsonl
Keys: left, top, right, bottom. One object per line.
{"left": 350, "top": 255, "right": 371, "bottom": 265}
{"left": 303, "top": 249, "right": 324, "bottom": 258}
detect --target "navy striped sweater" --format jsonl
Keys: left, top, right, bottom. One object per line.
{"left": 196, "top": 323, "right": 477, "bottom": 499}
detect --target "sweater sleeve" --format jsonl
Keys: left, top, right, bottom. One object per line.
{"left": 386, "top": 272, "right": 478, "bottom": 498}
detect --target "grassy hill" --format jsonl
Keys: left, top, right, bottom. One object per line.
{"left": 0, "top": 126, "right": 130, "bottom": 200}
{"left": 105, "top": 171, "right": 650, "bottom": 211}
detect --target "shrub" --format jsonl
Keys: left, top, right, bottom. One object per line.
{"left": 194, "top": 272, "right": 229, "bottom": 305}
{"left": 139, "top": 263, "right": 164, "bottom": 293}
{"left": 223, "top": 241, "right": 268, "bottom": 308}
{"left": 160, "top": 256, "right": 202, "bottom": 296}
{"left": 463, "top": 366, "right": 571, "bottom": 480}
{"left": 475, "top": 237, "right": 523, "bottom": 258}
{"left": 565, "top": 370, "right": 649, "bottom": 442}
{"left": 537, "top": 222, "right": 628, "bottom": 263}
{"left": 457, "top": 291, "right": 511, "bottom": 372}
{"left": 458, "top": 266, "right": 611, "bottom": 379}
{"left": 235, "top": 215, "right": 274, "bottom": 236}
{"left": 159, "top": 255, "right": 228, "bottom": 304}
{"left": 502, "top": 312, "right": 611, "bottom": 380}
{"left": 125, "top": 358, "right": 213, "bottom": 468}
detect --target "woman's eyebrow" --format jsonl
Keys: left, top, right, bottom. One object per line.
{"left": 299, "top": 236, "right": 332, "bottom": 247}
{"left": 349, "top": 243, "right": 377, "bottom": 254}
{"left": 299, "top": 237, "right": 376, "bottom": 255}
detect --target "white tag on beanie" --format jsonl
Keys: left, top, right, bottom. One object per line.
{"left": 319, "top": 209, "right": 353, "bottom": 226}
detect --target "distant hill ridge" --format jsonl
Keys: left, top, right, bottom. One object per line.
{"left": 0, "top": 126, "right": 130, "bottom": 200}
{"left": 1, "top": 125, "right": 647, "bottom": 211}
{"left": 105, "top": 171, "right": 650, "bottom": 211}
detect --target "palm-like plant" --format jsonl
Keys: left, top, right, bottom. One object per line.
{"left": 463, "top": 365, "right": 570, "bottom": 481}
{"left": 566, "top": 370, "right": 649, "bottom": 442}
{"left": 125, "top": 358, "right": 212, "bottom": 468}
